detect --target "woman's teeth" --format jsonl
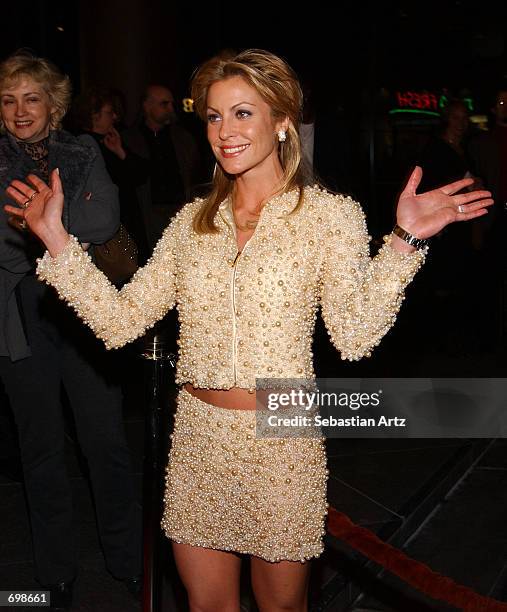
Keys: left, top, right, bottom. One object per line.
{"left": 223, "top": 144, "right": 249, "bottom": 154}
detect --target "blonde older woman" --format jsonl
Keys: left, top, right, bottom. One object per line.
{"left": 0, "top": 51, "right": 141, "bottom": 610}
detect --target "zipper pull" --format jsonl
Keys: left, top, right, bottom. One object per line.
{"left": 230, "top": 251, "right": 241, "bottom": 267}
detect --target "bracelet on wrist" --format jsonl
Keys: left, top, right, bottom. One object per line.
{"left": 392, "top": 224, "right": 429, "bottom": 250}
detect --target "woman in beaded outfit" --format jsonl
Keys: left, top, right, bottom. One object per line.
{"left": 6, "top": 50, "right": 492, "bottom": 611}
{"left": 0, "top": 52, "right": 142, "bottom": 610}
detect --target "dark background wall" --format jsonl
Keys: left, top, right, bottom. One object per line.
{"left": 3, "top": 2, "right": 506, "bottom": 116}
{"left": 1, "top": 0, "right": 507, "bottom": 227}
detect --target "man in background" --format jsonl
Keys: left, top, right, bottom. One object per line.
{"left": 123, "top": 85, "right": 202, "bottom": 249}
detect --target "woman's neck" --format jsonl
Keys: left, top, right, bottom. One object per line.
{"left": 232, "top": 163, "right": 285, "bottom": 213}
{"left": 16, "top": 134, "right": 50, "bottom": 146}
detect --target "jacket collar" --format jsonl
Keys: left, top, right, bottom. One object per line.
{"left": 218, "top": 187, "right": 302, "bottom": 228}
{"left": 0, "top": 130, "right": 96, "bottom": 203}
{"left": 0, "top": 130, "right": 96, "bottom": 229}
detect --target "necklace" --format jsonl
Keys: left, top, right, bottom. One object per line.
{"left": 232, "top": 201, "right": 260, "bottom": 232}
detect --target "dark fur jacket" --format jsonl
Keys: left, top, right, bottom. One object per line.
{"left": 0, "top": 129, "right": 119, "bottom": 360}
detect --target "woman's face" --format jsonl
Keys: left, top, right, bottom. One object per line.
{"left": 206, "top": 76, "right": 287, "bottom": 180}
{"left": 92, "top": 103, "right": 117, "bottom": 135}
{"left": 0, "top": 76, "right": 55, "bottom": 142}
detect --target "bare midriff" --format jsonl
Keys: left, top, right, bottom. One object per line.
{"left": 184, "top": 384, "right": 257, "bottom": 410}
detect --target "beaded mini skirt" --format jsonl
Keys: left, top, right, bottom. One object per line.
{"left": 161, "top": 388, "right": 329, "bottom": 563}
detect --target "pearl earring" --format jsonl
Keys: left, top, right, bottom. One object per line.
{"left": 277, "top": 130, "right": 286, "bottom": 143}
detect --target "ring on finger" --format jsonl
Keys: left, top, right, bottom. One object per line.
{"left": 22, "top": 191, "right": 38, "bottom": 208}
{"left": 20, "top": 219, "right": 27, "bottom": 229}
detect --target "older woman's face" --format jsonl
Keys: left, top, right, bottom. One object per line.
{"left": 0, "top": 76, "right": 55, "bottom": 143}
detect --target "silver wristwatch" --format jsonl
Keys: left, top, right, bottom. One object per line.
{"left": 392, "top": 224, "right": 429, "bottom": 250}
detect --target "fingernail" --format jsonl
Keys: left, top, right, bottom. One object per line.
{"left": 55, "top": 168, "right": 60, "bottom": 175}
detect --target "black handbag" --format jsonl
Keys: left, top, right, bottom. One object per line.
{"left": 94, "top": 224, "right": 138, "bottom": 284}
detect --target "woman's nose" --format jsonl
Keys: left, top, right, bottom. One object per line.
{"left": 219, "top": 118, "right": 236, "bottom": 140}
{"left": 14, "top": 102, "right": 26, "bottom": 116}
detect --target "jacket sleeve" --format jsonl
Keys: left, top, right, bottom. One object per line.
{"left": 36, "top": 214, "right": 182, "bottom": 349}
{"left": 320, "top": 195, "right": 426, "bottom": 361}
{"left": 68, "top": 135, "right": 120, "bottom": 244}
{"left": 0, "top": 207, "right": 34, "bottom": 273}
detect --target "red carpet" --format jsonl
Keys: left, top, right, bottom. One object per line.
{"left": 328, "top": 507, "right": 507, "bottom": 611}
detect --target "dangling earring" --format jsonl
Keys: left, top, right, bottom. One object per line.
{"left": 277, "top": 129, "right": 286, "bottom": 143}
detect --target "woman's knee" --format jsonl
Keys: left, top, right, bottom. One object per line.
{"left": 187, "top": 595, "right": 240, "bottom": 612}
{"left": 251, "top": 557, "right": 310, "bottom": 612}
{"left": 172, "top": 542, "right": 242, "bottom": 611}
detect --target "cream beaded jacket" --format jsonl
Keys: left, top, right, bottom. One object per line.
{"left": 37, "top": 186, "right": 426, "bottom": 391}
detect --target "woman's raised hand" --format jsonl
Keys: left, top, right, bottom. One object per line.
{"left": 104, "top": 128, "right": 126, "bottom": 160}
{"left": 4, "top": 170, "right": 70, "bottom": 257}
{"left": 396, "top": 166, "right": 494, "bottom": 241}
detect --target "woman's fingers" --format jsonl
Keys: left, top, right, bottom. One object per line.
{"left": 7, "top": 175, "right": 50, "bottom": 201}
{"left": 457, "top": 199, "right": 494, "bottom": 216}
{"left": 400, "top": 166, "right": 423, "bottom": 198}
{"left": 49, "top": 168, "right": 63, "bottom": 195}
{"left": 456, "top": 208, "right": 489, "bottom": 221}
{"left": 440, "top": 177, "right": 475, "bottom": 195}
{"left": 4, "top": 204, "right": 24, "bottom": 218}
{"left": 6, "top": 173, "right": 54, "bottom": 208}
{"left": 454, "top": 190, "right": 493, "bottom": 206}
{"left": 25, "top": 173, "right": 50, "bottom": 192}
{"left": 6, "top": 184, "right": 33, "bottom": 207}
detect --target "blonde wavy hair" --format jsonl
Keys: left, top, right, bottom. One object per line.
{"left": 0, "top": 51, "right": 71, "bottom": 132}
{"left": 191, "top": 49, "right": 307, "bottom": 234}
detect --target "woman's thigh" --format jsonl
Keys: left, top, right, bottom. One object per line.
{"left": 171, "top": 542, "right": 242, "bottom": 612}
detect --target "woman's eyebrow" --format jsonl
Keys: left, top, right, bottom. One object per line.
{"left": 1, "top": 92, "right": 41, "bottom": 97}
{"left": 207, "top": 101, "right": 257, "bottom": 112}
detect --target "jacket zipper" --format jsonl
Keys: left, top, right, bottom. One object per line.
{"left": 220, "top": 206, "right": 255, "bottom": 386}
{"left": 230, "top": 237, "right": 254, "bottom": 385}
{"left": 231, "top": 250, "right": 241, "bottom": 384}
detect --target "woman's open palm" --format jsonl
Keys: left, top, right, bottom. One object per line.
{"left": 396, "top": 166, "right": 493, "bottom": 240}
{"left": 4, "top": 170, "right": 65, "bottom": 240}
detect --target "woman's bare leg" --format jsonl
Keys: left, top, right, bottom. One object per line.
{"left": 171, "top": 542, "right": 242, "bottom": 612}
{"left": 250, "top": 556, "right": 311, "bottom": 612}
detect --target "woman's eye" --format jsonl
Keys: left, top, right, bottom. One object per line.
{"left": 2, "top": 99, "right": 13, "bottom": 105}
{"left": 27, "top": 98, "right": 40, "bottom": 103}
{"left": 207, "top": 113, "right": 220, "bottom": 123}
{"left": 236, "top": 109, "right": 251, "bottom": 119}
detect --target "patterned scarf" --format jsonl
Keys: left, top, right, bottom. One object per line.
{"left": 17, "top": 136, "right": 50, "bottom": 182}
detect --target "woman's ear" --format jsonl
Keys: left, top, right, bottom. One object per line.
{"left": 278, "top": 116, "right": 290, "bottom": 133}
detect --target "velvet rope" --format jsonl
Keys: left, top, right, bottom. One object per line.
{"left": 327, "top": 506, "right": 507, "bottom": 611}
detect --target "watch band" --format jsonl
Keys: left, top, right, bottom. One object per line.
{"left": 392, "top": 224, "right": 429, "bottom": 250}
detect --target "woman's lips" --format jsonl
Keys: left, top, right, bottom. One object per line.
{"left": 220, "top": 144, "right": 250, "bottom": 158}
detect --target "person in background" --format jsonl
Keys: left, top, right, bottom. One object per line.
{"left": 69, "top": 86, "right": 149, "bottom": 263}
{"left": 418, "top": 99, "right": 476, "bottom": 193}
{"left": 468, "top": 86, "right": 507, "bottom": 350}
{"left": 0, "top": 52, "right": 142, "bottom": 611}
{"left": 7, "top": 49, "right": 492, "bottom": 612}
{"left": 122, "top": 84, "right": 203, "bottom": 250}
{"left": 469, "top": 87, "right": 507, "bottom": 207}
{"left": 415, "top": 99, "right": 484, "bottom": 354}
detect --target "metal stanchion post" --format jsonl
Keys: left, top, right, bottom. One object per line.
{"left": 140, "top": 334, "right": 176, "bottom": 612}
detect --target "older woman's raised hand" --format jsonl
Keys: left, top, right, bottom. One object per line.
{"left": 4, "top": 170, "right": 70, "bottom": 257}
{"left": 395, "top": 166, "right": 493, "bottom": 241}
